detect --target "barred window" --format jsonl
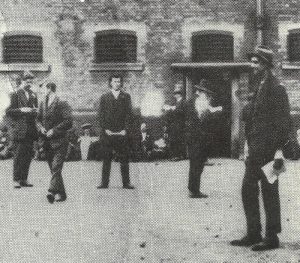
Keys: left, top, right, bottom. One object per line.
{"left": 3, "top": 31, "right": 43, "bottom": 63}
{"left": 94, "top": 29, "right": 137, "bottom": 63}
{"left": 191, "top": 30, "right": 234, "bottom": 62}
{"left": 287, "top": 29, "right": 300, "bottom": 62}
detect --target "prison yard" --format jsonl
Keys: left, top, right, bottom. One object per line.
{"left": 0, "top": 159, "right": 298, "bottom": 262}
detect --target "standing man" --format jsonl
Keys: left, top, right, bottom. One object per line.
{"left": 36, "top": 82, "right": 73, "bottom": 203}
{"left": 6, "top": 71, "right": 38, "bottom": 188}
{"left": 97, "top": 75, "right": 134, "bottom": 189}
{"left": 186, "top": 80, "right": 221, "bottom": 198}
{"left": 166, "top": 84, "right": 186, "bottom": 161}
{"left": 230, "top": 46, "right": 291, "bottom": 251}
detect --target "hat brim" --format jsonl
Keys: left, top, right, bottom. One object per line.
{"left": 81, "top": 124, "right": 92, "bottom": 129}
{"left": 194, "top": 85, "right": 215, "bottom": 95}
{"left": 247, "top": 52, "right": 273, "bottom": 66}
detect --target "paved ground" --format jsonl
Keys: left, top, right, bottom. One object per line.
{"left": 0, "top": 159, "right": 300, "bottom": 262}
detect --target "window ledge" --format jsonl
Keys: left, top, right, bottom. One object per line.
{"left": 89, "top": 62, "right": 144, "bottom": 72}
{"left": 0, "top": 63, "right": 51, "bottom": 72}
{"left": 281, "top": 61, "right": 300, "bottom": 70}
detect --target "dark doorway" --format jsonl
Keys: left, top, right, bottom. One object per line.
{"left": 191, "top": 70, "right": 232, "bottom": 157}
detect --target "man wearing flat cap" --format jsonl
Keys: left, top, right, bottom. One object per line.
{"left": 231, "top": 46, "right": 291, "bottom": 251}
{"left": 166, "top": 83, "right": 187, "bottom": 161}
{"left": 6, "top": 71, "right": 38, "bottom": 188}
{"left": 185, "top": 79, "right": 222, "bottom": 198}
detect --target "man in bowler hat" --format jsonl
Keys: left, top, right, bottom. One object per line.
{"left": 97, "top": 75, "right": 134, "bottom": 189}
{"left": 231, "top": 46, "right": 291, "bottom": 250}
{"left": 185, "top": 79, "right": 221, "bottom": 198}
{"left": 6, "top": 71, "right": 38, "bottom": 188}
{"left": 36, "top": 82, "right": 73, "bottom": 203}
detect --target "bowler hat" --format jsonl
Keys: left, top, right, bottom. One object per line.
{"left": 22, "top": 70, "right": 34, "bottom": 80}
{"left": 194, "top": 79, "right": 215, "bottom": 95}
{"left": 247, "top": 45, "right": 274, "bottom": 67}
{"left": 81, "top": 123, "right": 92, "bottom": 130}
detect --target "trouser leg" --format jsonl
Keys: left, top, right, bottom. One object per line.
{"left": 115, "top": 138, "right": 130, "bottom": 186}
{"left": 261, "top": 175, "right": 281, "bottom": 236}
{"left": 48, "top": 144, "right": 67, "bottom": 195}
{"left": 13, "top": 140, "right": 33, "bottom": 182}
{"left": 188, "top": 144, "right": 207, "bottom": 193}
{"left": 242, "top": 160, "right": 262, "bottom": 235}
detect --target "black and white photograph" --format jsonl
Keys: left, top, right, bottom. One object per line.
{"left": 0, "top": 0, "right": 300, "bottom": 262}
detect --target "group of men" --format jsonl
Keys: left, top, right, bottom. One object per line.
{"left": 6, "top": 71, "right": 73, "bottom": 203}
{"left": 4, "top": 45, "right": 292, "bottom": 250}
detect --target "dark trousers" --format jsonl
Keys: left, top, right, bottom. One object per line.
{"left": 45, "top": 141, "right": 67, "bottom": 195}
{"left": 188, "top": 142, "right": 209, "bottom": 194}
{"left": 101, "top": 136, "right": 130, "bottom": 186}
{"left": 242, "top": 158, "right": 281, "bottom": 237}
{"left": 13, "top": 140, "right": 34, "bottom": 182}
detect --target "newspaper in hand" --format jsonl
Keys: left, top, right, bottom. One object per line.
{"left": 262, "top": 158, "right": 286, "bottom": 184}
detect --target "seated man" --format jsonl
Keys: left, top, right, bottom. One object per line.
{"left": 0, "top": 127, "right": 13, "bottom": 160}
{"left": 140, "top": 123, "right": 154, "bottom": 160}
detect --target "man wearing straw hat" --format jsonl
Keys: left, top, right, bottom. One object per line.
{"left": 231, "top": 46, "right": 291, "bottom": 251}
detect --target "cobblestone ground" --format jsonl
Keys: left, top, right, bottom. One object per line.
{"left": 0, "top": 159, "right": 299, "bottom": 262}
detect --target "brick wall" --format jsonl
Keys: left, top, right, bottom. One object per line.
{"left": 1, "top": 0, "right": 300, "bottom": 135}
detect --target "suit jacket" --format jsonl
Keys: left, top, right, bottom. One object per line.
{"left": 244, "top": 70, "right": 291, "bottom": 162}
{"left": 97, "top": 91, "right": 133, "bottom": 136}
{"left": 6, "top": 88, "right": 38, "bottom": 141}
{"left": 185, "top": 96, "right": 218, "bottom": 146}
{"left": 36, "top": 95, "right": 73, "bottom": 149}
{"left": 167, "top": 100, "right": 186, "bottom": 141}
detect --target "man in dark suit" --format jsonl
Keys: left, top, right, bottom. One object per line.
{"left": 186, "top": 80, "right": 222, "bottom": 198}
{"left": 166, "top": 84, "right": 186, "bottom": 161}
{"left": 97, "top": 75, "right": 134, "bottom": 189}
{"left": 6, "top": 71, "right": 38, "bottom": 188}
{"left": 231, "top": 46, "right": 291, "bottom": 251}
{"left": 36, "top": 82, "right": 73, "bottom": 203}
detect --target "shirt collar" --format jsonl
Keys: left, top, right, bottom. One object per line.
{"left": 111, "top": 89, "right": 120, "bottom": 99}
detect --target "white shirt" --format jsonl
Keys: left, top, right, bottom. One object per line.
{"left": 111, "top": 90, "right": 120, "bottom": 99}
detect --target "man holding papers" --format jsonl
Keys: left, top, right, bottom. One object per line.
{"left": 231, "top": 46, "right": 291, "bottom": 251}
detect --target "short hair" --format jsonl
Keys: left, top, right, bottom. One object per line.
{"left": 46, "top": 82, "right": 57, "bottom": 92}
{"left": 109, "top": 75, "right": 123, "bottom": 86}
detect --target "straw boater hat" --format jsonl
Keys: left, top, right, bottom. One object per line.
{"left": 81, "top": 123, "right": 92, "bottom": 130}
{"left": 194, "top": 79, "right": 215, "bottom": 96}
{"left": 247, "top": 45, "right": 274, "bottom": 67}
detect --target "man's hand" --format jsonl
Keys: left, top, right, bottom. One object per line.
{"left": 46, "top": 129, "right": 54, "bottom": 138}
{"left": 119, "top": 130, "right": 126, "bottom": 136}
{"left": 105, "top": 130, "right": 113, "bottom": 136}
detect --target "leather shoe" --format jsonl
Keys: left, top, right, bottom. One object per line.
{"left": 230, "top": 234, "right": 262, "bottom": 247}
{"left": 13, "top": 181, "right": 21, "bottom": 189}
{"left": 251, "top": 238, "right": 279, "bottom": 251}
{"left": 56, "top": 193, "right": 67, "bottom": 202}
{"left": 46, "top": 193, "right": 55, "bottom": 204}
{"left": 123, "top": 184, "right": 135, "bottom": 189}
{"left": 189, "top": 192, "right": 208, "bottom": 198}
{"left": 97, "top": 184, "right": 108, "bottom": 189}
{"left": 20, "top": 181, "right": 33, "bottom": 187}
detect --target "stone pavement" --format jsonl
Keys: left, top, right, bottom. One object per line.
{"left": 0, "top": 159, "right": 300, "bottom": 262}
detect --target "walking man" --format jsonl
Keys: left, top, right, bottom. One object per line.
{"left": 186, "top": 79, "right": 221, "bottom": 198}
{"left": 6, "top": 71, "right": 38, "bottom": 188}
{"left": 97, "top": 75, "right": 134, "bottom": 189}
{"left": 230, "top": 46, "right": 291, "bottom": 251}
{"left": 36, "top": 82, "right": 73, "bottom": 203}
